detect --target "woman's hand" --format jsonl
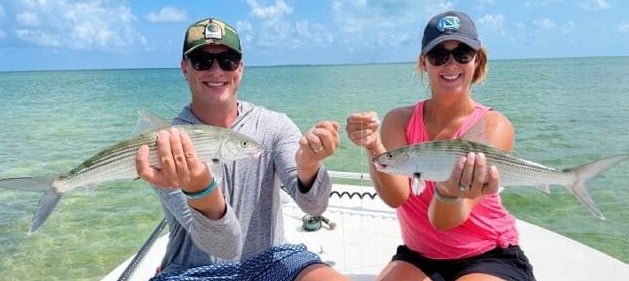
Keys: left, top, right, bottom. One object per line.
{"left": 436, "top": 152, "right": 500, "bottom": 200}
{"left": 345, "top": 111, "right": 382, "bottom": 153}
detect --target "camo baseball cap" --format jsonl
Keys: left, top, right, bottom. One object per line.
{"left": 182, "top": 17, "right": 242, "bottom": 58}
{"left": 421, "top": 11, "right": 481, "bottom": 55}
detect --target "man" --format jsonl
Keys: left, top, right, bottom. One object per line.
{"left": 135, "top": 17, "right": 350, "bottom": 281}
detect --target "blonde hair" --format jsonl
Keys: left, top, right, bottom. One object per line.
{"left": 472, "top": 47, "right": 488, "bottom": 84}
{"left": 416, "top": 47, "right": 488, "bottom": 85}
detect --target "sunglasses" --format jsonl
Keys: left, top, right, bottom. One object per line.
{"left": 426, "top": 44, "right": 476, "bottom": 66}
{"left": 187, "top": 51, "right": 242, "bottom": 71}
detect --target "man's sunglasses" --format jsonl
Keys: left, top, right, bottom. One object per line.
{"left": 187, "top": 51, "right": 242, "bottom": 71}
{"left": 426, "top": 44, "right": 476, "bottom": 66}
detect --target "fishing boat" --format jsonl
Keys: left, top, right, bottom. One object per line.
{"left": 101, "top": 171, "right": 629, "bottom": 281}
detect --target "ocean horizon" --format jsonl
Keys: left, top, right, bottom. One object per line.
{"left": 2, "top": 55, "right": 627, "bottom": 73}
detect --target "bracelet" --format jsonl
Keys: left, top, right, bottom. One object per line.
{"left": 434, "top": 184, "right": 461, "bottom": 204}
{"left": 181, "top": 177, "right": 217, "bottom": 200}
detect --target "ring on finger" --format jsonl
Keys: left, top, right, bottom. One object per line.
{"left": 313, "top": 146, "right": 324, "bottom": 153}
{"left": 458, "top": 183, "right": 471, "bottom": 191}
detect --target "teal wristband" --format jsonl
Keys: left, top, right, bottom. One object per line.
{"left": 181, "top": 178, "right": 217, "bottom": 200}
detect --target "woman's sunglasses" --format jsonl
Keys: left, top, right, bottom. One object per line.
{"left": 187, "top": 51, "right": 242, "bottom": 71}
{"left": 426, "top": 44, "right": 476, "bottom": 66}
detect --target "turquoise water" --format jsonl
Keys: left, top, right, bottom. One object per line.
{"left": 1, "top": 57, "right": 628, "bottom": 280}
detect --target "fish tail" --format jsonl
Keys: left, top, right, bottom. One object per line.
{"left": 563, "top": 155, "right": 629, "bottom": 220}
{"left": 0, "top": 176, "right": 54, "bottom": 192}
{"left": 28, "top": 189, "right": 63, "bottom": 234}
{"left": 0, "top": 177, "right": 62, "bottom": 233}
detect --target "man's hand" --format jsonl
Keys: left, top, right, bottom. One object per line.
{"left": 135, "top": 128, "right": 212, "bottom": 192}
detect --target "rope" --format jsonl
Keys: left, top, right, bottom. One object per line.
{"left": 329, "top": 190, "right": 377, "bottom": 199}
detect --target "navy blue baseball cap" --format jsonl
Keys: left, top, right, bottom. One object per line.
{"left": 421, "top": 11, "right": 481, "bottom": 54}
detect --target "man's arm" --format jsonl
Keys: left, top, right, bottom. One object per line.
{"left": 275, "top": 116, "right": 339, "bottom": 215}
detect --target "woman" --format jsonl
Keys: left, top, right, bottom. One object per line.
{"left": 346, "top": 11, "right": 536, "bottom": 281}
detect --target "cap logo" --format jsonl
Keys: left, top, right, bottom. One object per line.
{"left": 204, "top": 23, "right": 222, "bottom": 40}
{"left": 437, "top": 16, "right": 460, "bottom": 32}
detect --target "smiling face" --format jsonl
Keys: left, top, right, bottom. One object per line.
{"left": 421, "top": 40, "right": 478, "bottom": 96}
{"left": 181, "top": 44, "right": 244, "bottom": 107}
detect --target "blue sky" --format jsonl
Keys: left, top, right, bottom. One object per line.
{"left": 0, "top": 0, "right": 628, "bottom": 71}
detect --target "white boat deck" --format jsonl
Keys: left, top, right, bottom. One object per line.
{"left": 102, "top": 181, "right": 629, "bottom": 281}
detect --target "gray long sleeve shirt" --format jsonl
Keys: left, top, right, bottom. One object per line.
{"left": 155, "top": 101, "right": 331, "bottom": 274}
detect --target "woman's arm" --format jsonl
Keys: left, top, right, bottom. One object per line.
{"left": 346, "top": 107, "right": 414, "bottom": 208}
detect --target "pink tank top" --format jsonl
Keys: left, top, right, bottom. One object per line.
{"left": 399, "top": 100, "right": 519, "bottom": 259}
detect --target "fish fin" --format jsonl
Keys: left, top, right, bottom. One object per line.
{"left": 563, "top": 155, "right": 629, "bottom": 220}
{"left": 0, "top": 177, "right": 53, "bottom": 192}
{"left": 460, "top": 118, "right": 490, "bottom": 145}
{"left": 28, "top": 189, "right": 63, "bottom": 234}
{"left": 535, "top": 184, "right": 551, "bottom": 194}
{"left": 132, "top": 110, "right": 172, "bottom": 135}
{"left": 83, "top": 184, "right": 99, "bottom": 194}
{"left": 411, "top": 173, "right": 425, "bottom": 195}
{"left": 497, "top": 186, "right": 505, "bottom": 193}
{"left": 207, "top": 160, "right": 223, "bottom": 183}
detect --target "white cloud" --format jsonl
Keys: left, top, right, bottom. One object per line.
{"left": 247, "top": 0, "right": 293, "bottom": 20}
{"left": 479, "top": 14, "right": 505, "bottom": 29}
{"left": 240, "top": 0, "right": 451, "bottom": 52}
{"left": 146, "top": 6, "right": 187, "bottom": 23}
{"left": 561, "top": 20, "right": 575, "bottom": 33}
{"left": 524, "top": 0, "right": 564, "bottom": 8}
{"left": 295, "top": 20, "right": 334, "bottom": 47}
{"left": 534, "top": 18, "right": 557, "bottom": 29}
{"left": 478, "top": 14, "right": 506, "bottom": 36}
{"left": 248, "top": 20, "right": 296, "bottom": 49}
{"left": 16, "top": 12, "right": 38, "bottom": 26}
{"left": 235, "top": 21, "right": 254, "bottom": 44}
{"left": 479, "top": 14, "right": 505, "bottom": 28}
{"left": 331, "top": 0, "right": 419, "bottom": 33}
{"left": 434, "top": 1, "right": 456, "bottom": 13}
{"left": 330, "top": 0, "right": 443, "bottom": 50}
{"left": 13, "top": 0, "right": 144, "bottom": 51}
{"left": 580, "top": 0, "right": 610, "bottom": 10}
{"left": 619, "top": 23, "right": 629, "bottom": 33}
{"left": 0, "top": 4, "right": 5, "bottom": 19}
{"left": 532, "top": 18, "right": 574, "bottom": 34}
{"left": 508, "top": 21, "right": 531, "bottom": 45}
{"left": 16, "top": 29, "right": 61, "bottom": 47}
{"left": 241, "top": 0, "right": 334, "bottom": 50}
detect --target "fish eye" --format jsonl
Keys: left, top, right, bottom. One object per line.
{"left": 386, "top": 153, "right": 394, "bottom": 159}
{"left": 241, "top": 140, "right": 249, "bottom": 147}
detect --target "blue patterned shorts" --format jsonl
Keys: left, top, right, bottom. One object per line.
{"left": 151, "top": 243, "right": 324, "bottom": 281}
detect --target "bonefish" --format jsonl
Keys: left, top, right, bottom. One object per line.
{"left": 0, "top": 111, "right": 263, "bottom": 233}
{"left": 372, "top": 122, "right": 628, "bottom": 220}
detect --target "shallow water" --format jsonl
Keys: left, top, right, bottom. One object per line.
{"left": 1, "top": 57, "right": 628, "bottom": 280}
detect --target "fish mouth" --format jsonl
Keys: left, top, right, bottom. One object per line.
{"left": 372, "top": 162, "right": 387, "bottom": 171}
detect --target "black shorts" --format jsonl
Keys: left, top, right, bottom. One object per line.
{"left": 392, "top": 245, "right": 536, "bottom": 281}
